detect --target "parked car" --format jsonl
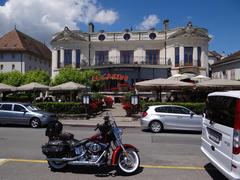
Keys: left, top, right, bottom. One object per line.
{"left": 140, "top": 105, "right": 202, "bottom": 133}
{"left": 201, "top": 91, "right": 240, "bottom": 180}
{"left": 0, "top": 102, "right": 58, "bottom": 128}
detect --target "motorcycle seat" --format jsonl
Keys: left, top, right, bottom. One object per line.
{"left": 59, "top": 132, "right": 74, "bottom": 141}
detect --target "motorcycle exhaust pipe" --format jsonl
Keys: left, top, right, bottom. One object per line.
{"left": 47, "top": 153, "right": 85, "bottom": 162}
{"left": 68, "top": 151, "right": 107, "bottom": 166}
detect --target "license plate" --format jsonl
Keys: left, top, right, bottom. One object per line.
{"left": 209, "top": 134, "right": 220, "bottom": 143}
{"left": 207, "top": 127, "right": 222, "bottom": 144}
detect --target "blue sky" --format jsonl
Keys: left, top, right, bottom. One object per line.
{"left": 0, "top": 0, "right": 239, "bottom": 55}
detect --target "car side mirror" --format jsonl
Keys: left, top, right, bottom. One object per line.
{"left": 190, "top": 112, "right": 194, "bottom": 117}
{"left": 21, "top": 109, "right": 27, "bottom": 113}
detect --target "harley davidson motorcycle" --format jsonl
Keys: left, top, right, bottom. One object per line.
{"left": 42, "top": 114, "right": 140, "bottom": 174}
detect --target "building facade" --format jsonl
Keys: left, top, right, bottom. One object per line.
{"left": 51, "top": 21, "right": 211, "bottom": 85}
{"left": 0, "top": 29, "right": 51, "bottom": 74}
{"left": 211, "top": 51, "right": 240, "bottom": 80}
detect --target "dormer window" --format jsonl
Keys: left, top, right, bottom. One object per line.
{"left": 98, "top": 34, "right": 105, "bottom": 41}
{"left": 123, "top": 33, "right": 130, "bottom": 41}
{"left": 149, "top": 32, "right": 156, "bottom": 40}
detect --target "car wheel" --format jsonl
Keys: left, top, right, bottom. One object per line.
{"left": 150, "top": 121, "right": 163, "bottom": 133}
{"left": 30, "top": 118, "right": 41, "bottom": 128}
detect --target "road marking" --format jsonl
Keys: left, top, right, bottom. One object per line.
{"left": 1, "top": 158, "right": 206, "bottom": 170}
{"left": 7, "top": 159, "right": 47, "bottom": 163}
{"left": 141, "top": 164, "right": 205, "bottom": 170}
{"left": 0, "top": 159, "right": 9, "bottom": 166}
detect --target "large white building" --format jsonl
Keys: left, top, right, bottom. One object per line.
{"left": 51, "top": 21, "right": 211, "bottom": 87}
{"left": 0, "top": 28, "right": 51, "bottom": 74}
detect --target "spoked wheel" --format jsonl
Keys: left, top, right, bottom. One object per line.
{"left": 117, "top": 149, "right": 140, "bottom": 175}
{"left": 48, "top": 160, "right": 67, "bottom": 171}
{"left": 30, "top": 118, "right": 41, "bottom": 128}
{"left": 150, "top": 121, "right": 163, "bottom": 133}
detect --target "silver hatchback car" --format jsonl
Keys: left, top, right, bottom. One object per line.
{"left": 140, "top": 105, "right": 202, "bottom": 133}
{"left": 0, "top": 102, "right": 58, "bottom": 128}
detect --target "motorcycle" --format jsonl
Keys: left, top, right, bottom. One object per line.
{"left": 42, "top": 113, "right": 140, "bottom": 175}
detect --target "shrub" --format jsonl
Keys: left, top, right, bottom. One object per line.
{"left": 104, "top": 96, "right": 113, "bottom": 108}
{"left": 35, "top": 102, "right": 86, "bottom": 114}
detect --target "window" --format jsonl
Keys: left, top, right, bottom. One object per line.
{"left": 231, "top": 69, "right": 235, "bottom": 80}
{"left": 171, "top": 107, "right": 191, "bottom": 114}
{"left": 57, "top": 50, "right": 60, "bottom": 68}
{"left": 0, "top": 53, "right": 3, "bottom": 59}
{"left": 12, "top": 64, "right": 15, "bottom": 70}
{"left": 149, "top": 33, "right": 156, "bottom": 40}
{"left": 146, "top": 50, "right": 159, "bottom": 65}
{"left": 123, "top": 33, "right": 130, "bottom": 41}
{"left": 64, "top": 49, "right": 72, "bottom": 66}
{"left": 155, "top": 107, "right": 170, "bottom": 113}
{"left": 0, "top": 64, "right": 3, "bottom": 70}
{"left": 12, "top": 53, "right": 15, "bottom": 59}
{"left": 0, "top": 104, "right": 12, "bottom": 111}
{"left": 14, "top": 105, "right": 26, "bottom": 112}
{"left": 120, "top": 51, "right": 134, "bottom": 64}
{"left": 76, "top": 49, "right": 81, "bottom": 68}
{"left": 197, "top": 47, "right": 201, "bottom": 67}
{"left": 175, "top": 47, "right": 179, "bottom": 67}
{"left": 98, "top": 34, "right": 105, "bottom": 41}
{"left": 206, "top": 96, "right": 236, "bottom": 128}
{"left": 95, "top": 51, "right": 108, "bottom": 65}
{"left": 184, "top": 47, "right": 193, "bottom": 66}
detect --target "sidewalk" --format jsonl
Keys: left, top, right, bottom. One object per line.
{"left": 59, "top": 103, "right": 141, "bottom": 128}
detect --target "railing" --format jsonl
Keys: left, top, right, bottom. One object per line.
{"left": 95, "top": 56, "right": 172, "bottom": 66}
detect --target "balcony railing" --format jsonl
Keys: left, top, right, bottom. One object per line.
{"left": 95, "top": 56, "right": 171, "bottom": 66}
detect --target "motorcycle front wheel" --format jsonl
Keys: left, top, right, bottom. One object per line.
{"left": 48, "top": 160, "right": 67, "bottom": 171}
{"left": 117, "top": 149, "right": 140, "bottom": 175}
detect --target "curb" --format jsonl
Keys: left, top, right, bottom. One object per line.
{"left": 62, "top": 123, "right": 140, "bottom": 128}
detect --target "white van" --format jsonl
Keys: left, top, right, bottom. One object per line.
{"left": 201, "top": 91, "right": 240, "bottom": 180}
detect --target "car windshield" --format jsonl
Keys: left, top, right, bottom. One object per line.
{"left": 26, "top": 105, "right": 40, "bottom": 111}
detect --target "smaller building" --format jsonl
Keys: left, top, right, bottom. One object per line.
{"left": 0, "top": 28, "right": 51, "bottom": 74}
{"left": 211, "top": 50, "right": 240, "bottom": 80}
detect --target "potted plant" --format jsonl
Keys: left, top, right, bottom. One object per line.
{"left": 104, "top": 96, "right": 114, "bottom": 108}
{"left": 122, "top": 102, "right": 133, "bottom": 116}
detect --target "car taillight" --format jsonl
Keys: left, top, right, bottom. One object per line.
{"left": 142, "top": 111, "right": 148, "bottom": 117}
{"left": 233, "top": 99, "right": 240, "bottom": 154}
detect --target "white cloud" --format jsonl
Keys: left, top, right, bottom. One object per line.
{"left": 137, "top": 14, "right": 160, "bottom": 30}
{"left": 0, "top": 0, "right": 118, "bottom": 45}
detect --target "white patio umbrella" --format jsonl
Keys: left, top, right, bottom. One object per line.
{"left": 0, "top": 83, "right": 16, "bottom": 91}
{"left": 136, "top": 78, "right": 194, "bottom": 91}
{"left": 168, "top": 73, "right": 190, "bottom": 81}
{"left": 17, "top": 82, "right": 49, "bottom": 91}
{"left": 191, "top": 75, "right": 211, "bottom": 82}
{"left": 196, "top": 79, "right": 240, "bottom": 90}
{"left": 50, "top": 82, "right": 86, "bottom": 91}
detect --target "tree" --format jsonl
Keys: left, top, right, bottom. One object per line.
{"left": 0, "top": 73, "right": 6, "bottom": 83}
{"left": 52, "top": 68, "right": 103, "bottom": 91}
{"left": 24, "top": 70, "right": 50, "bottom": 85}
{"left": 2, "top": 71, "right": 24, "bottom": 86}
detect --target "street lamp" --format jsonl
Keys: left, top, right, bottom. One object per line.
{"left": 163, "top": 19, "right": 169, "bottom": 65}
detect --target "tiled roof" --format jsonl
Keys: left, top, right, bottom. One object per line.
{"left": 0, "top": 29, "right": 51, "bottom": 61}
{"left": 212, "top": 50, "right": 240, "bottom": 66}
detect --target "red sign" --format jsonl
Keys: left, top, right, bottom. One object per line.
{"left": 93, "top": 73, "right": 129, "bottom": 81}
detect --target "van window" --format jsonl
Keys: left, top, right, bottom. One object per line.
{"left": 206, "top": 96, "right": 236, "bottom": 128}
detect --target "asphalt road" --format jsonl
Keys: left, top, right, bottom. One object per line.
{"left": 0, "top": 125, "right": 227, "bottom": 180}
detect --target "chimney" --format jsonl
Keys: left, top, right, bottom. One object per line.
{"left": 163, "top": 19, "right": 169, "bottom": 31}
{"left": 88, "top": 22, "right": 94, "bottom": 33}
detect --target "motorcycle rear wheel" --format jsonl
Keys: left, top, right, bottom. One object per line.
{"left": 117, "top": 149, "right": 140, "bottom": 175}
{"left": 48, "top": 160, "right": 67, "bottom": 171}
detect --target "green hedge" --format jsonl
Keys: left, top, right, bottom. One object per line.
{"left": 35, "top": 102, "right": 86, "bottom": 114}
{"left": 141, "top": 101, "right": 205, "bottom": 115}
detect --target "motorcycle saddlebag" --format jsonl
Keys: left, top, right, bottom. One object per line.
{"left": 42, "top": 140, "right": 69, "bottom": 158}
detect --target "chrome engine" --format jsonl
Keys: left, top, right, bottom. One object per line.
{"left": 73, "top": 142, "right": 107, "bottom": 162}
